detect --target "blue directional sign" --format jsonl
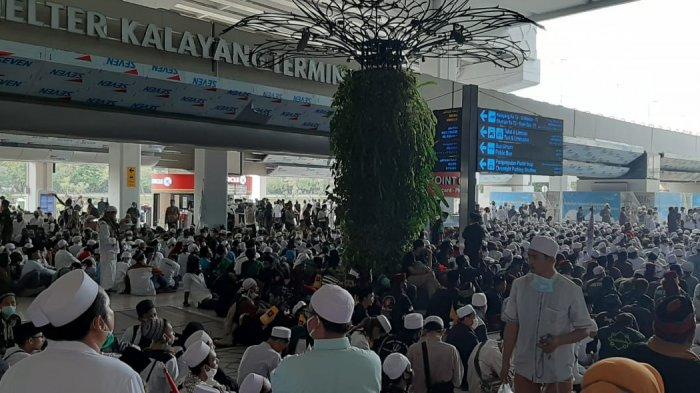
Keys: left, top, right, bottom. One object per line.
{"left": 434, "top": 108, "right": 462, "bottom": 173}
{"left": 477, "top": 108, "right": 563, "bottom": 176}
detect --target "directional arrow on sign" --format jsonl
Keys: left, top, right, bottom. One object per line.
{"left": 480, "top": 127, "right": 487, "bottom": 138}
{"left": 480, "top": 142, "right": 487, "bottom": 154}
{"left": 479, "top": 159, "right": 487, "bottom": 170}
{"left": 480, "top": 110, "right": 488, "bottom": 122}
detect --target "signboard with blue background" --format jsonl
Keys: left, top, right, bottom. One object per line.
{"left": 562, "top": 192, "right": 620, "bottom": 222}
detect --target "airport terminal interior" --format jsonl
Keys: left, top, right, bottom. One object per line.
{"left": 0, "top": 0, "right": 699, "bottom": 393}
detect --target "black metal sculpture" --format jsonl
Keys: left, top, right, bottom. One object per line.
{"left": 225, "top": 0, "right": 539, "bottom": 70}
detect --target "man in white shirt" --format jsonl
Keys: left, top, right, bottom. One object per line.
{"left": 54, "top": 239, "right": 80, "bottom": 270}
{"left": 501, "top": 236, "right": 592, "bottom": 393}
{"left": 68, "top": 236, "right": 83, "bottom": 257}
{"left": 20, "top": 246, "right": 56, "bottom": 286}
{"left": 0, "top": 270, "right": 145, "bottom": 392}
{"left": 27, "top": 211, "right": 42, "bottom": 227}
{"left": 237, "top": 326, "right": 290, "bottom": 385}
{"left": 467, "top": 339, "right": 503, "bottom": 393}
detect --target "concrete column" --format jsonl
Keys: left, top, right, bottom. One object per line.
{"left": 27, "top": 162, "right": 53, "bottom": 211}
{"left": 509, "top": 175, "right": 534, "bottom": 192}
{"left": 194, "top": 148, "right": 228, "bottom": 229}
{"left": 548, "top": 175, "right": 573, "bottom": 192}
{"left": 108, "top": 143, "right": 141, "bottom": 217}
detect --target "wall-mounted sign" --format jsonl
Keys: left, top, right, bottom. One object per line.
{"left": 126, "top": 166, "right": 137, "bottom": 188}
{"left": 433, "top": 108, "right": 461, "bottom": 198}
{"left": 476, "top": 108, "right": 563, "bottom": 176}
{"left": 0, "top": 0, "right": 343, "bottom": 84}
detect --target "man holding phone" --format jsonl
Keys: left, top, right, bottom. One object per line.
{"left": 500, "top": 236, "right": 592, "bottom": 393}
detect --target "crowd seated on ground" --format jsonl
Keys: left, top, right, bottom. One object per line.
{"left": 0, "top": 194, "right": 698, "bottom": 392}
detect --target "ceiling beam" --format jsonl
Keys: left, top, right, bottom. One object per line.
{"left": 530, "top": 0, "right": 639, "bottom": 22}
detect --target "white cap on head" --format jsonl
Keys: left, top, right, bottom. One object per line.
{"left": 86, "top": 239, "right": 97, "bottom": 246}
{"left": 239, "top": 373, "right": 269, "bottom": 393}
{"left": 242, "top": 278, "right": 257, "bottom": 291}
{"left": 529, "top": 236, "right": 559, "bottom": 258}
{"left": 403, "top": 313, "right": 423, "bottom": 330}
{"left": 377, "top": 314, "right": 392, "bottom": 334}
{"left": 182, "top": 341, "right": 211, "bottom": 367}
{"left": 57, "top": 239, "right": 68, "bottom": 248}
{"left": 457, "top": 305, "right": 475, "bottom": 319}
{"left": 682, "top": 261, "right": 694, "bottom": 273}
{"left": 471, "top": 293, "right": 487, "bottom": 307}
{"left": 424, "top": 315, "right": 444, "bottom": 329}
{"left": 32, "top": 269, "right": 99, "bottom": 327}
{"left": 310, "top": 284, "right": 354, "bottom": 324}
{"left": 26, "top": 288, "right": 51, "bottom": 327}
{"left": 5, "top": 243, "right": 15, "bottom": 252}
{"left": 184, "top": 330, "right": 212, "bottom": 349}
{"left": 383, "top": 353, "right": 410, "bottom": 380}
{"left": 187, "top": 244, "right": 199, "bottom": 253}
{"left": 272, "top": 326, "right": 292, "bottom": 340}
{"left": 593, "top": 266, "right": 605, "bottom": 275}
{"left": 292, "top": 301, "right": 306, "bottom": 315}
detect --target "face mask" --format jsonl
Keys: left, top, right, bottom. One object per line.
{"left": 100, "top": 333, "right": 115, "bottom": 351}
{"left": 204, "top": 366, "right": 217, "bottom": 380}
{"left": 531, "top": 274, "right": 555, "bottom": 293}
{"left": 1, "top": 306, "right": 16, "bottom": 319}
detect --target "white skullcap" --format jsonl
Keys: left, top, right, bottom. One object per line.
{"left": 239, "top": 373, "right": 269, "bottom": 393}
{"left": 383, "top": 353, "right": 410, "bottom": 380}
{"left": 105, "top": 206, "right": 117, "bottom": 213}
{"left": 272, "top": 326, "right": 292, "bottom": 340}
{"left": 310, "top": 284, "right": 354, "bottom": 324}
{"left": 182, "top": 341, "right": 211, "bottom": 367}
{"left": 57, "top": 239, "right": 68, "bottom": 248}
{"left": 377, "top": 314, "right": 392, "bottom": 334}
{"left": 572, "top": 242, "right": 583, "bottom": 250}
{"left": 667, "top": 255, "right": 677, "bottom": 264}
{"left": 33, "top": 269, "right": 99, "bottom": 327}
{"left": 86, "top": 239, "right": 97, "bottom": 246}
{"left": 108, "top": 237, "right": 117, "bottom": 245}
{"left": 72, "top": 236, "right": 82, "bottom": 243}
{"left": 292, "top": 301, "right": 307, "bottom": 315}
{"left": 26, "top": 288, "right": 51, "bottom": 327}
{"left": 23, "top": 242, "right": 33, "bottom": 249}
{"left": 242, "top": 278, "right": 257, "bottom": 291}
{"left": 5, "top": 243, "right": 15, "bottom": 252}
{"left": 682, "top": 261, "right": 694, "bottom": 273}
{"left": 424, "top": 315, "right": 443, "bottom": 329}
{"left": 472, "top": 293, "right": 487, "bottom": 307}
{"left": 593, "top": 266, "right": 605, "bottom": 275}
{"left": 457, "top": 305, "right": 475, "bottom": 319}
{"left": 167, "top": 238, "right": 177, "bottom": 245}
{"left": 529, "top": 236, "right": 558, "bottom": 258}
{"left": 403, "top": 313, "right": 423, "bottom": 330}
{"left": 674, "top": 249, "right": 685, "bottom": 257}
{"left": 187, "top": 244, "right": 199, "bottom": 253}
{"left": 184, "top": 330, "right": 212, "bottom": 349}
{"left": 627, "top": 246, "right": 638, "bottom": 253}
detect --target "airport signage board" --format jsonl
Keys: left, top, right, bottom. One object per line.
{"left": 476, "top": 108, "right": 563, "bottom": 176}
{"left": 433, "top": 108, "right": 461, "bottom": 198}
{"left": 0, "top": 0, "right": 342, "bottom": 84}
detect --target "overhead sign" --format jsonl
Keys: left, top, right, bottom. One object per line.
{"left": 434, "top": 109, "right": 461, "bottom": 173}
{"left": 477, "top": 108, "right": 563, "bottom": 176}
{"left": 0, "top": 0, "right": 342, "bottom": 84}
{"left": 433, "top": 109, "right": 461, "bottom": 198}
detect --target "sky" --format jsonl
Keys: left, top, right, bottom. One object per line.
{"left": 515, "top": 0, "right": 700, "bottom": 135}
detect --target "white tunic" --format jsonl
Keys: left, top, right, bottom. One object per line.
{"left": 182, "top": 273, "right": 211, "bottom": 304}
{"left": 54, "top": 249, "right": 81, "bottom": 270}
{"left": 0, "top": 340, "right": 144, "bottom": 393}
{"left": 467, "top": 339, "right": 503, "bottom": 393}
{"left": 236, "top": 341, "right": 281, "bottom": 386}
{"left": 503, "top": 273, "right": 591, "bottom": 384}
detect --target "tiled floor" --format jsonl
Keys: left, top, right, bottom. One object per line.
{"left": 16, "top": 289, "right": 248, "bottom": 380}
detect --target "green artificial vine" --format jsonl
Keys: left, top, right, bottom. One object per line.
{"left": 329, "top": 69, "right": 442, "bottom": 274}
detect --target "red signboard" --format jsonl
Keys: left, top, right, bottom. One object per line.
{"left": 152, "top": 174, "right": 254, "bottom": 195}
{"left": 434, "top": 172, "right": 460, "bottom": 198}
{"left": 152, "top": 174, "right": 195, "bottom": 192}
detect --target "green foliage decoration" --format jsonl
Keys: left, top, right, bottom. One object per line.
{"left": 329, "top": 69, "right": 441, "bottom": 273}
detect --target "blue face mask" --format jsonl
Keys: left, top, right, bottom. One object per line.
{"left": 531, "top": 274, "right": 555, "bottom": 293}
{"left": 1, "top": 306, "right": 16, "bottom": 319}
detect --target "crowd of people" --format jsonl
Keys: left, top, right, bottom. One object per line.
{"left": 0, "top": 193, "right": 698, "bottom": 392}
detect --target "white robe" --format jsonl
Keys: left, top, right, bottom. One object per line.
{"left": 0, "top": 340, "right": 144, "bottom": 393}
{"left": 98, "top": 221, "right": 119, "bottom": 291}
